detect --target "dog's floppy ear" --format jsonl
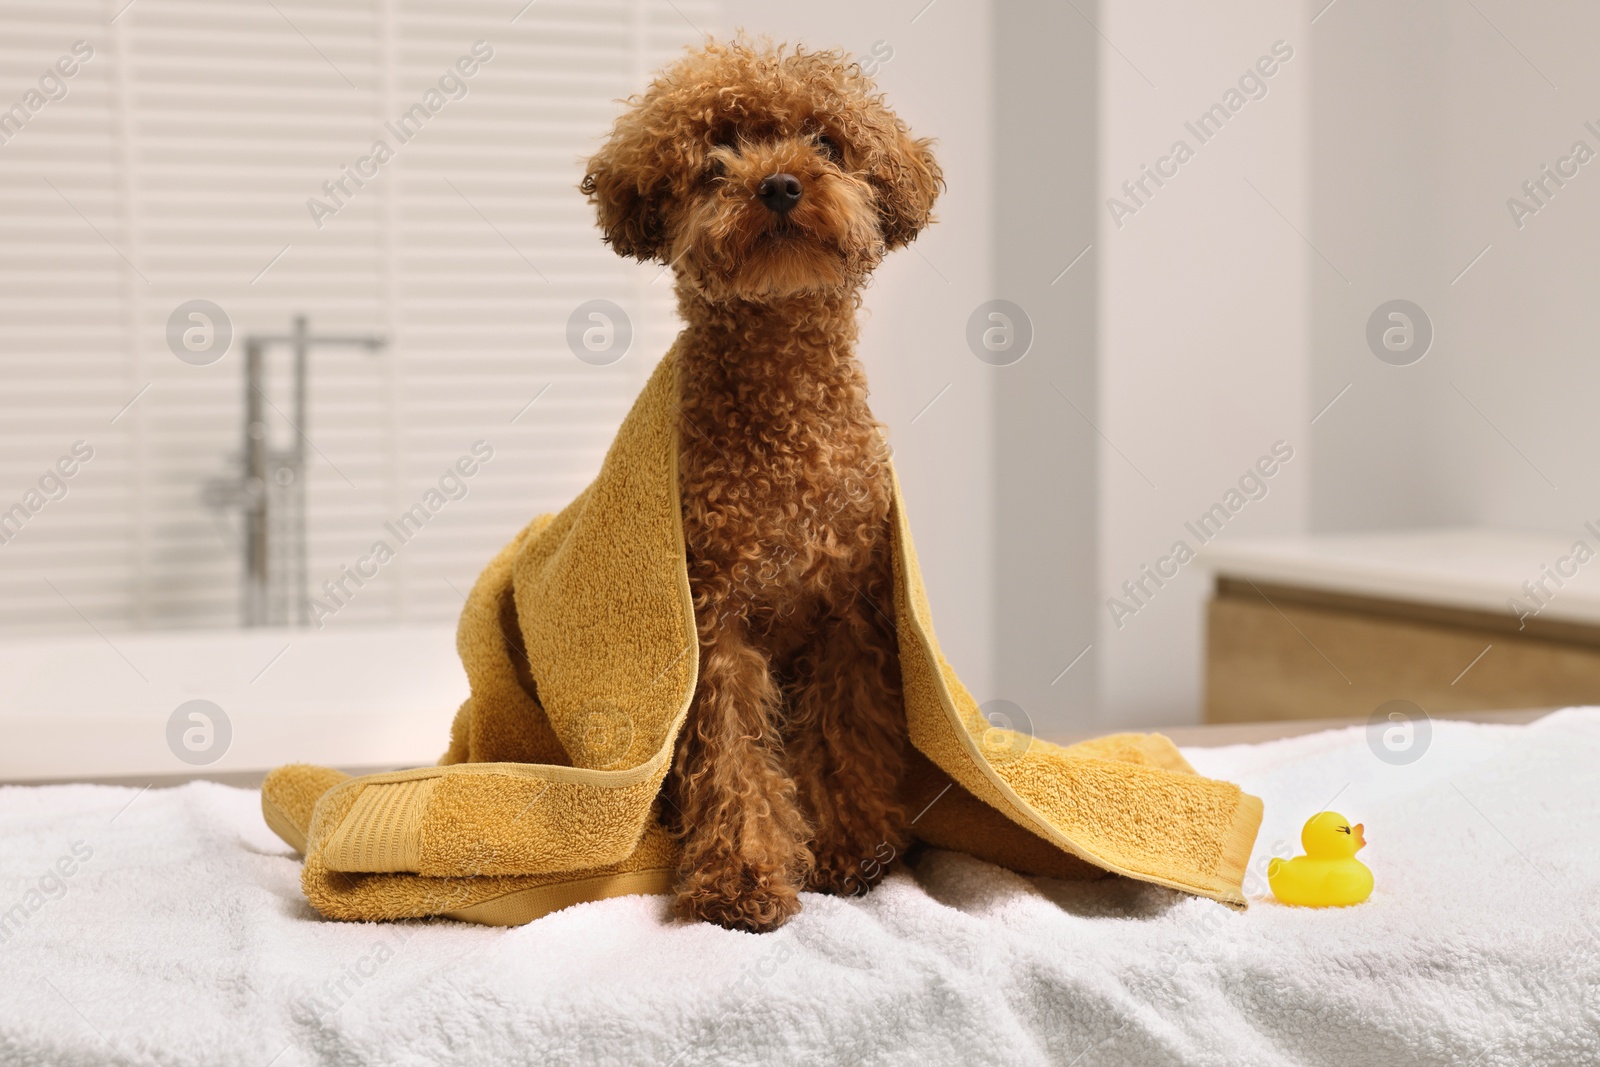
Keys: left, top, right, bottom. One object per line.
{"left": 874, "top": 131, "right": 943, "bottom": 250}
{"left": 581, "top": 136, "right": 671, "bottom": 263}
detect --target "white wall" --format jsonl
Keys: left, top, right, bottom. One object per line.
{"left": 1090, "top": 0, "right": 1597, "bottom": 726}
{"left": 992, "top": 1, "right": 1100, "bottom": 740}
{"left": 1096, "top": 0, "right": 1312, "bottom": 727}
{"left": 719, "top": 1, "right": 998, "bottom": 698}
{"left": 1310, "top": 0, "right": 1600, "bottom": 540}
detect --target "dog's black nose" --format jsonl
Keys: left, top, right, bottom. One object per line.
{"left": 757, "top": 173, "right": 803, "bottom": 214}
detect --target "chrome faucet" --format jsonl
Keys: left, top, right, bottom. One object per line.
{"left": 205, "top": 315, "right": 386, "bottom": 627}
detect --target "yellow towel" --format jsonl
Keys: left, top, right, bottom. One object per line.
{"left": 263, "top": 343, "right": 1262, "bottom": 925}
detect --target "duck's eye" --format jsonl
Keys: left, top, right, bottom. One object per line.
{"left": 1336, "top": 826, "right": 1351, "bottom": 834}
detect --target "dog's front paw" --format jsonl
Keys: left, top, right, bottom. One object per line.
{"left": 806, "top": 840, "right": 899, "bottom": 896}
{"left": 806, "top": 858, "right": 873, "bottom": 896}
{"left": 674, "top": 864, "right": 804, "bottom": 932}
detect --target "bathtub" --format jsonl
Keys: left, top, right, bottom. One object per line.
{"left": 0, "top": 624, "right": 466, "bottom": 782}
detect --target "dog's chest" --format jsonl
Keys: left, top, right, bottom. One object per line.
{"left": 678, "top": 395, "right": 892, "bottom": 613}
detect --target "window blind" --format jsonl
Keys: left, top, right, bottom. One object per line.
{"left": 0, "top": 0, "right": 717, "bottom": 634}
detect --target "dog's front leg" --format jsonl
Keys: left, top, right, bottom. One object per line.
{"left": 668, "top": 620, "right": 813, "bottom": 931}
{"left": 786, "top": 583, "right": 910, "bottom": 896}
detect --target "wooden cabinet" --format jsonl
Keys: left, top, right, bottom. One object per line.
{"left": 1202, "top": 529, "right": 1600, "bottom": 723}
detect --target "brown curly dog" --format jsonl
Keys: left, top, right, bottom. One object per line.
{"left": 581, "top": 39, "right": 943, "bottom": 931}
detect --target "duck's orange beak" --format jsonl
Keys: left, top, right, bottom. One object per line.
{"left": 1353, "top": 823, "right": 1366, "bottom": 850}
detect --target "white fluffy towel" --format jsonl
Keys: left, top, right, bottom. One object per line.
{"left": 2, "top": 709, "right": 1598, "bottom": 1066}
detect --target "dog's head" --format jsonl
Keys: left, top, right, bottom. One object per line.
{"left": 581, "top": 39, "right": 942, "bottom": 302}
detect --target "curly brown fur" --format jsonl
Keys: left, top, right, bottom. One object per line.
{"left": 583, "top": 38, "right": 941, "bottom": 931}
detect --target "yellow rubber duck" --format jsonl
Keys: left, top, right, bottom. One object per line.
{"left": 1267, "top": 811, "right": 1373, "bottom": 907}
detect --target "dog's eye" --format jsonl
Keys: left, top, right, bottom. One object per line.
{"left": 817, "top": 135, "right": 844, "bottom": 164}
